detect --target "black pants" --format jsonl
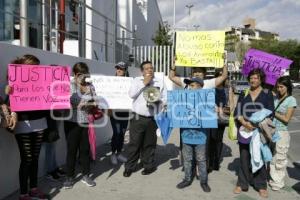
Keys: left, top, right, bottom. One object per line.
{"left": 110, "top": 117, "right": 128, "bottom": 153}
{"left": 125, "top": 114, "right": 157, "bottom": 170}
{"left": 237, "top": 143, "right": 267, "bottom": 190}
{"left": 15, "top": 131, "right": 43, "bottom": 194}
{"left": 207, "top": 125, "right": 226, "bottom": 170}
{"left": 64, "top": 121, "right": 90, "bottom": 177}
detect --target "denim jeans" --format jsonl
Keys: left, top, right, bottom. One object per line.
{"left": 43, "top": 142, "right": 58, "bottom": 173}
{"left": 182, "top": 143, "right": 207, "bottom": 183}
{"left": 110, "top": 117, "right": 128, "bottom": 153}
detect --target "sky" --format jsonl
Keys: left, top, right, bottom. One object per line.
{"left": 157, "top": 0, "right": 300, "bottom": 40}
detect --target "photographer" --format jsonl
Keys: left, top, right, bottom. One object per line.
{"left": 63, "top": 62, "right": 97, "bottom": 189}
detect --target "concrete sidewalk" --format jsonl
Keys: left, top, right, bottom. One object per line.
{"left": 6, "top": 128, "right": 300, "bottom": 200}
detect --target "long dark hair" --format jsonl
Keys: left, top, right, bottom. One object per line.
{"left": 276, "top": 76, "right": 293, "bottom": 96}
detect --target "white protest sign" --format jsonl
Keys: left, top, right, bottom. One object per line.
{"left": 90, "top": 75, "right": 133, "bottom": 109}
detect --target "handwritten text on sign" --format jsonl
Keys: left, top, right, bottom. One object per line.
{"left": 175, "top": 31, "right": 225, "bottom": 68}
{"left": 167, "top": 89, "right": 217, "bottom": 128}
{"left": 242, "top": 49, "right": 293, "bottom": 85}
{"left": 90, "top": 75, "right": 133, "bottom": 109}
{"left": 8, "top": 64, "right": 71, "bottom": 111}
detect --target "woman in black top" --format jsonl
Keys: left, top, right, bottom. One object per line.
{"left": 233, "top": 69, "right": 274, "bottom": 198}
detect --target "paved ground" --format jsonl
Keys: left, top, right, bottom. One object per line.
{"left": 5, "top": 127, "right": 300, "bottom": 200}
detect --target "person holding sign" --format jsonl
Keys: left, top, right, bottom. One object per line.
{"left": 207, "top": 70, "right": 230, "bottom": 173}
{"left": 176, "top": 77, "right": 211, "bottom": 192}
{"left": 269, "top": 76, "right": 297, "bottom": 191}
{"left": 109, "top": 62, "right": 130, "bottom": 165}
{"left": 169, "top": 59, "right": 228, "bottom": 89}
{"left": 123, "top": 61, "right": 167, "bottom": 177}
{"left": 63, "top": 62, "right": 97, "bottom": 189}
{"left": 233, "top": 69, "right": 274, "bottom": 198}
{"left": 6, "top": 55, "right": 48, "bottom": 200}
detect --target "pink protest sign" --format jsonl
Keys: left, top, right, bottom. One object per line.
{"left": 242, "top": 49, "right": 293, "bottom": 85}
{"left": 8, "top": 64, "right": 71, "bottom": 112}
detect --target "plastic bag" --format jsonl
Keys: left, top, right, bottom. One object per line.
{"left": 228, "top": 112, "right": 237, "bottom": 140}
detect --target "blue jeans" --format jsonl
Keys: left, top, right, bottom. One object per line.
{"left": 110, "top": 117, "right": 128, "bottom": 153}
{"left": 182, "top": 143, "right": 207, "bottom": 183}
{"left": 43, "top": 142, "right": 58, "bottom": 173}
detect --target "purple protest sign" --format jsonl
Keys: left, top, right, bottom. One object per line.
{"left": 242, "top": 49, "right": 293, "bottom": 85}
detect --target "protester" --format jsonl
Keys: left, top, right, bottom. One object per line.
{"left": 7, "top": 54, "right": 48, "bottom": 200}
{"left": 207, "top": 70, "right": 230, "bottom": 172}
{"left": 109, "top": 62, "right": 130, "bottom": 165}
{"left": 123, "top": 61, "right": 167, "bottom": 177}
{"left": 175, "top": 77, "right": 211, "bottom": 192}
{"left": 233, "top": 69, "right": 274, "bottom": 198}
{"left": 269, "top": 76, "right": 297, "bottom": 191}
{"left": 169, "top": 61, "right": 228, "bottom": 176}
{"left": 63, "top": 62, "right": 97, "bottom": 189}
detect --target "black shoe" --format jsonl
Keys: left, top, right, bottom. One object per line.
{"left": 123, "top": 169, "right": 133, "bottom": 177}
{"left": 141, "top": 167, "right": 157, "bottom": 175}
{"left": 46, "top": 171, "right": 60, "bottom": 181}
{"left": 55, "top": 167, "right": 66, "bottom": 177}
{"left": 176, "top": 180, "right": 192, "bottom": 189}
{"left": 201, "top": 183, "right": 211, "bottom": 193}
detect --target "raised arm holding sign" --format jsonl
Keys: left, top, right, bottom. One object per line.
{"left": 175, "top": 31, "right": 225, "bottom": 68}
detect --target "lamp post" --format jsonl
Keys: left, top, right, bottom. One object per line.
{"left": 185, "top": 4, "right": 193, "bottom": 16}
{"left": 185, "top": 4, "right": 194, "bottom": 29}
{"left": 193, "top": 25, "right": 200, "bottom": 30}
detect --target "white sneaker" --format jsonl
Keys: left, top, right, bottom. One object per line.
{"left": 111, "top": 154, "right": 118, "bottom": 165}
{"left": 117, "top": 154, "right": 128, "bottom": 163}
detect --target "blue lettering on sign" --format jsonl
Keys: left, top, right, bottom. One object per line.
{"left": 167, "top": 89, "right": 217, "bottom": 128}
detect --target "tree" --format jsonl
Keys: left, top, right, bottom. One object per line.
{"left": 152, "top": 21, "right": 173, "bottom": 46}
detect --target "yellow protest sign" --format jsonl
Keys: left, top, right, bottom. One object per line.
{"left": 175, "top": 31, "right": 225, "bottom": 68}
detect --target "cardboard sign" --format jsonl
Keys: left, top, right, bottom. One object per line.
{"left": 8, "top": 64, "right": 71, "bottom": 111}
{"left": 90, "top": 75, "right": 133, "bottom": 109}
{"left": 167, "top": 89, "right": 217, "bottom": 128}
{"left": 175, "top": 31, "right": 225, "bottom": 68}
{"left": 242, "top": 49, "right": 293, "bottom": 85}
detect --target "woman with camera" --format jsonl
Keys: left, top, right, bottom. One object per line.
{"left": 63, "top": 62, "right": 97, "bottom": 189}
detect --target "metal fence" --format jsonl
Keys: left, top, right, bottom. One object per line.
{"left": 134, "top": 45, "right": 174, "bottom": 75}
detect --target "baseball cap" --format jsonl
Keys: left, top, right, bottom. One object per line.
{"left": 184, "top": 77, "right": 204, "bottom": 86}
{"left": 115, "top": 61, "right": 127, "bottom": 69}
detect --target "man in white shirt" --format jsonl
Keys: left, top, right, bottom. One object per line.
{"left": 123, "top": 61, "right": 167, "bottom": 177}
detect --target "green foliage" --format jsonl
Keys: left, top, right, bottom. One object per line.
{"left": 152, "top": 22, "right": 173, "bottom": 46}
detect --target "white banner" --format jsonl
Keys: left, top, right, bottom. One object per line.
{"left": 90, "top": 75, "right": 133, "bottom": 109}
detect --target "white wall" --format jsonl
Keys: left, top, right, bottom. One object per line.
{"left": 0, "top": 42, "right": 140, "bottom": 199}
